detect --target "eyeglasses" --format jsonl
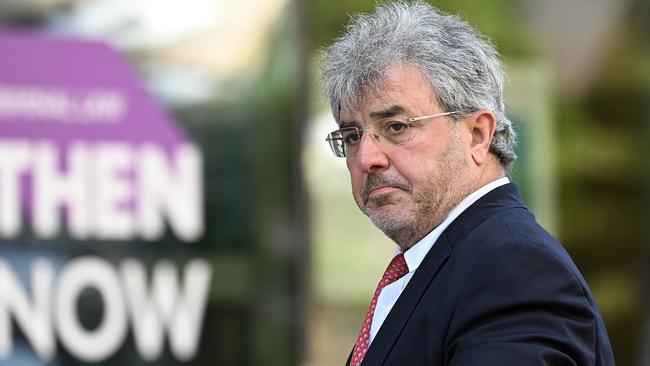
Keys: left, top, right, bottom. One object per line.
{"left": 325, "top": 111, "right": 459, "bottom": 158}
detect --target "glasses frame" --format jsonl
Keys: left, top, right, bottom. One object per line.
{"left": 325, "top": 111, "right": 460, "bottom": 158}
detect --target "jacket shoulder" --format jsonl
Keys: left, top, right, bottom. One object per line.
{"left": 441, "top": 207, "right": 614, "bottom": 366}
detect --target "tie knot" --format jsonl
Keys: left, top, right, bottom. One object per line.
{"left": 381, "top": 253, "right": 409, "bottom": 286}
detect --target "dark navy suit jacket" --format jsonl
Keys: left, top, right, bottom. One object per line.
{"left": 347, "top": 183, "right": 615, "bottom": 366}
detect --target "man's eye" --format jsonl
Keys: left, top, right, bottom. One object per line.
{"left": 384, "top": 121, "right": 409, "bottom": 135}
{"left": 343, "top": 131, "right": 361, "bottom": 144}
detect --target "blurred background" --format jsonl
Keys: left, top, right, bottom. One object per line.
{"left": 0, "top": 0, "right": 648, "bottom": 365}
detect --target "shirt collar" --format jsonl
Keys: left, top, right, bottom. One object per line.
{"left": 401, "top": 177, "right": 510, "bottom": 272}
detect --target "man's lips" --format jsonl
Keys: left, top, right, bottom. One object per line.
{"left": 367, "top": 186, "right": 401, "bottom": 198}
{"left": 363, "top": 185, "right": 409, "bottom": 205}
{"left": 360, "top": 174, "right": 411, "bottom": 203}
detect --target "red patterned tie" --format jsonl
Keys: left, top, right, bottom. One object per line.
{"left": 350, "top": 253, "right": 409, "bottom": 366}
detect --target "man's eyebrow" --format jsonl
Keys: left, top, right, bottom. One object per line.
{"left": 338, "top": 105, "right": 407, "bottom": 127}
{"left": 337, "top": 120, "right": 356, "bottom": 128}
{"left": 370, "top": 105, "right": 406, "bottom": 119}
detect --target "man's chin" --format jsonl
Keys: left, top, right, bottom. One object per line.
{"left": 365, "top": 205, "right": 409, "bottom": 227}
{"left": 369, "top": 214, "right": 413, "bottom": 241}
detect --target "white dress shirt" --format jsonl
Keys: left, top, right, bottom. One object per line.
{"left": 368, "top": 177, "right": 510, "bottom": 344}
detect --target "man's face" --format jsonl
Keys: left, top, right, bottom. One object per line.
{"left": 340, "top": 64, "right": 479, "bottom": 248}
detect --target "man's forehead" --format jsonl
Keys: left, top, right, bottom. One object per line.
{"left": 337, "top": 65, "right": 439, "bottom": 124}
{"left": 338, "top": 89, "right": 410, "bottom": 122}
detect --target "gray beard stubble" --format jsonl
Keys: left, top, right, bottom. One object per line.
{"left": 357, "top": 131, "right": 476, "bottom": 247}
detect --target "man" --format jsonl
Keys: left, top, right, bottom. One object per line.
{"left": 320, "top": 1, "right": 615, "bottom": 365}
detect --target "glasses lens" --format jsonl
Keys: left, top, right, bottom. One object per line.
{"left": 377, "top": 119, "right": 411, "bottom": 145}
{"left": 326, "top": 127, "right": 363, "bottom": 157}
{"left": 326, "top": 130, "right": 346, "bottom": 157}
{"left": 340, "top": 127, "right": 362, "bottom": 157}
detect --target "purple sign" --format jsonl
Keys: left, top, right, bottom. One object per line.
{"left": 0, "top": 31, "right": 211, "bottom": 363}
{"left": 0, "top": 31, "right": 187, "bottom": 147}
{"left": 0, "top": 31, "right": 203, "bottom": 242}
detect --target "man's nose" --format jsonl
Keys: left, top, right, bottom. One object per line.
{"left": 352, "top": 132, "right": 389, "bottom": 173}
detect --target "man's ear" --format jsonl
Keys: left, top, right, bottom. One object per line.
{"left": 464, "top": 109, "right": 497, "bottom": 166}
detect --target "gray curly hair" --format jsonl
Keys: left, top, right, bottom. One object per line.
{"left": 321, "top": 1, "right": 517, "bottom": 170}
